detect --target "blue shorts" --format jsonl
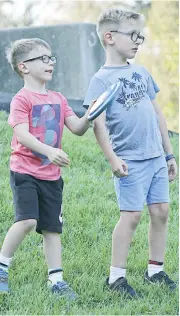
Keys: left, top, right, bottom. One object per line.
{"left": 114, "top": 155, "right": 169, "bottom": 211}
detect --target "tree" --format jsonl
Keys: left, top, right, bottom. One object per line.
{"left": 137, "top": 1, "right": 179, "bottom": 132}
{"left": 0, "top": 0, "right": 39, "bottom": 28}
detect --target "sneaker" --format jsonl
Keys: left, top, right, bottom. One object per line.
{"left": 144, "top": 270, "right": 177, "bottom": 290}
{"left": 106, "top": 277, "right": 139, "bottom": 299}
{"left": 0, "top": 268, "right": 9, "bottom": 294}
{"left": 48, "top": 280, "right": 77, "bottom": 300}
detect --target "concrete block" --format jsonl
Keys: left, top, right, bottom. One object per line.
{"left": 0, "top": 23, "right": 105, "bottom": 100}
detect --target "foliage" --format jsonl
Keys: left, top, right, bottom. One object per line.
{"left": 137, "top": 1, "right": 179, "bottom": 132}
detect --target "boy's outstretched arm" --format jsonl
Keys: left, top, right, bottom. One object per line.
{"left": 65, "top": 101, "right": 96, "bottom": 136}
{"left": 152, "top": 99, "right": 177, "bottom": 181}
{"left": 93, "top": 112, "right": 128, "bottom": 178}
{"left": 65, "top": 111, "right": 90, "bottom": 136}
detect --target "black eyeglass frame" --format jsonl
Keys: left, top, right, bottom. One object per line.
{"left": 110, "top": 30, "right": 145, "bottom": 44}
{"left": 23, "top": 55, "right": 57, "bottom": 64}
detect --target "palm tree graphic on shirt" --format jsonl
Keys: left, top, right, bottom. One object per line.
{"left": 132, "top": 72, "right": 142, "bottom": 82}
{"left": 116, "top": 72, "right": 146, "bottom": 110}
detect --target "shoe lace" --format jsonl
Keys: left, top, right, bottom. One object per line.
{"left": 53, "top": 281, "right": 76, "bottom": 297}
{"left": 114, "top": 278, "right": 134, "bottom": 293}
{"left": 53, "top": 281, "right": 69, "bottom": 292}
{"left": 157, "top": 271, "right": 174, "bottom": 284}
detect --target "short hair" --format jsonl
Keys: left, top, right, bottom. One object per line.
{"left": 96, "top": 8, "right": 145, "bottom": 48}
{"left": 6, "top": 38, "right": 51, "bottom": 78}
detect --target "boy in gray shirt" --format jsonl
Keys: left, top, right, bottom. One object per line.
{"left": 84, "top": 8, "right": 177, "bottom": 298}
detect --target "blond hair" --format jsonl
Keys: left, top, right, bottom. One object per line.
{"left": 96, "top": 8, "right": 145, "bottom": 48}
{"left": 6, "top": 38, "right": 51, "bottom": 78}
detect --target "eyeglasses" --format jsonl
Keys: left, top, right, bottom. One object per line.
{"left": 110, "top": 30, "right": 145, "bottom": 44}
{"left": 23, "top": 55, "right": 57, "bottom": 64}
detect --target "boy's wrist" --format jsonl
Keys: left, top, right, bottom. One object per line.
{"left": 39, "top": 144, "right": 51, "bottom": 157}
{"left": 165, "top": 153, "right": 175, "bottom": 161}
{"left": 108, "top": 153, "right": 119, "bottom": 164}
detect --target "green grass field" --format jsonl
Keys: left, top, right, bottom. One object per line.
{"left": 0, "top": 111, "right": 179, "bottom": 315}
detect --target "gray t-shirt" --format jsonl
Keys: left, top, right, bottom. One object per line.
{"left": 83, "top": 63, "right": 163, "bottom": 160}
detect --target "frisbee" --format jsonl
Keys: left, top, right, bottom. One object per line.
{"left": 87, "top": 81, "right": 121, "bottom": 121}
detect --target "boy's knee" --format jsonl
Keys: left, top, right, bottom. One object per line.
{"left": 121, "top": 211, "right": 141, "bottom": 230}
{"left": 20, "top": 219, "right": 37, "bottom": 232}
{"left": 149, "top": 204, "right": 169, "bottom": 223}
{"left": 130, "top": 212, "right": 141, "bottom": 229}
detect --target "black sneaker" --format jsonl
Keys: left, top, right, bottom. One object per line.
{"left": 0, "top": 268, "right": 9, "bottom": 294}
{"left": 48, "top": 280, "right": 77, "bottom": 300}
{"left": 106, "top": 277, "right": 138, "bottom": 299}
{"left": 144, "top": 270, "right": 177, "bottom": 290}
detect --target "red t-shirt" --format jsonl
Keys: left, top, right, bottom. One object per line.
{"left": 8, "top": 88, "right": 75, "bottom": 180}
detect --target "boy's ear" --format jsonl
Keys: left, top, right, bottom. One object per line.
{"left": 18, "top": 62, "right": 29, "bottom": 74}
{"left": 104, "top": 32, "right": 114, "bottom": 45}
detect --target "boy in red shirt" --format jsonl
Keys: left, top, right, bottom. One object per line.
{"left": 0, "top": 38, "right": 91, "bottom": 298}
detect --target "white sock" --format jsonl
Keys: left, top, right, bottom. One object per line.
{"left": 0, "top": 253, "right": 12, "bottom": 271}
{"left": 148, "top": 264, "right": 164, "bottom": 277}
{"left": 48, "top": 269, "right": 63, "bottom": 285}
{"left": 109, "top": 266, "right": 126, "bottom": 284}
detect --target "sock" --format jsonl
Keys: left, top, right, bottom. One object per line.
{"left": 0, "top": 253, "right": 12, "bottom": 272}
{"left": 148, "top": 260, "right": 164, "bottom": 277}
{"left": 109, "top": 266, "right": 126, "bottom": 284}
{"left": 48, "top": 268, "right": 63, "bottom": 285}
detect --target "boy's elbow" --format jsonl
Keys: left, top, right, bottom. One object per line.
{"left": 16, "top": 137, "right": 25, "bottom": 146}
{"left": 15, "top": 131, "right": 23, "bottom": 143}
{"left": 14, "top": 123, "right": 29, "bottom": 144}
{"left": 16, "top": 134, "right": 26, "bottom": 145}
{"left": 76, "top": 128, "right": 88, "bottom": 136}
{"left": 15, "top": 131, "right": 29, "bottom": 145}
{"left": 72, "top": 128, "right": 85, "bottom": 136}
{"left": 76, "top": 131, "right": 84, "bottom": 136}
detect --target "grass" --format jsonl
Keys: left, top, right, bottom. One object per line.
{"left": 0, "top": 110, "right": 179, "bottom": 315}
